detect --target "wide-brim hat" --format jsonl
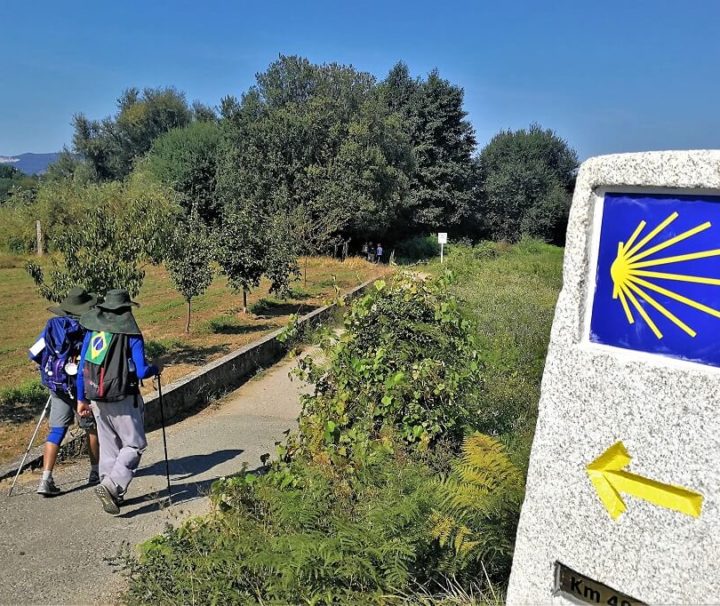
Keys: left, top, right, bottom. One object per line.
{"left": 48, "top": 287, "right": 99, "bottom": 318}
{"left": 97, "top": 289, "right": 140, "bottom": 311}
{"left": 79, "top": 289, "right": 142, "bottom": 335}
{"left": 79, "top": 308, "right": 142, "bottom": 336}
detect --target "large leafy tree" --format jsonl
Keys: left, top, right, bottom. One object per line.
{"left": 477, "top": 124, "right": 578, "bottom": 243}
{"left": 72, "top": 87, "right": 195, "bottom": 181}
{"left": 380, "top": 63, "right": 476, "bottom": 235}
{"left": 216, "top": 56, "right": 413, "bottom": 242}
{"left": 144, "top": 121, "right": 222, "bottom": 223}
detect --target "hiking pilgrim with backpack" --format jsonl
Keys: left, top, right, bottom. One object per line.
{"left": 28, "top": 288, "right": 101, "bottom": 496}
{"left": 27, "top": 287, "right": 160, "bottom": 515}
{"left": 77, "top": 289, "right": 160, "bottom": 515}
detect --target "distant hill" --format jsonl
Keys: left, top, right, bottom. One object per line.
{"left": 0, "top": 153, "right": 60, "bottom": 175}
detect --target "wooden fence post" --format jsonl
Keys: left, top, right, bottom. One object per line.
{"left": 36, "top": 220, "right": 43, "bottom": 256}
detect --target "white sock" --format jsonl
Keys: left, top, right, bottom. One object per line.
{"left": 42, "top": 470, "right": 52, "bottom": 481}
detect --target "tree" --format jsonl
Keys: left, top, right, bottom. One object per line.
{"left": 289, "top": 203, "right": 346, "bottom": 286}
{"left": 0, "top": 165, "right": 38, "bottom": 204}
{"left": 25, "top": 176, "right": 179, "bottom": 301}
{"left": 72, "top": 87, "right": 195, "bottom": 181}
{"left": 215, "top": 205, "right": 267, "bottom": 313}
{"left": 43, "top": 148, "right": 93, "bottom": 184}
{"left": 216, "top": 56, "right": 413, "bottom": 242}
{"left": 477, "top": 124, "right": 578, "bottom": 243}
{"left": 144, "top": 121, "right": 222, "bottom": 223}
{"left": 264, "top": 212, "right": 300, "bottom": 297}
{"left": 380, "top": 64, "right": 476, "bottom": 236}
{"left": 166, "top": 216, "right": 215, "bottom": 332}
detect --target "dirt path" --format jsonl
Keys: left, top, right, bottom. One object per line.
{"left": 0, "top": 351, "right": 313, "bottom": 605}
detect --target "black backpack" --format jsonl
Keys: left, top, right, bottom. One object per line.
{"left": 82, "top": 331, "right": 139, "bottom": 402}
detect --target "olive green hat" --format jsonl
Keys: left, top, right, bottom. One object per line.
{"left": 48, "top": 287, "right": 99, "bottom": 319}
{"left": 79, "top": 289, "right": 142, "bottom": 335}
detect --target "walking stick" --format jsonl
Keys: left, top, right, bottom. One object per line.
{"left": 155, "top": 374, "right": 172, "bottom": 502}
{"left": 8, "top": 395, "right": 51, "bottom": 497}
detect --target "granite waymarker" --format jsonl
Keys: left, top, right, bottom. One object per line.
{"left": 507, "top": 151, "right": 720, "bottom": 604}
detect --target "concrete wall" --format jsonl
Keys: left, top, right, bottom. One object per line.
{"left": 1, "top": 279, "right": 374, "bottom": 482}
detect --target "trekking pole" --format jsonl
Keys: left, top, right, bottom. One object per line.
{"left": 8, "top": 395, "right": 51, "bottom": 497}
{"left": 155, "top": 374, "right": 172, "bottom": 502}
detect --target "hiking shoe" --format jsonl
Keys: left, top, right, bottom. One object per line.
{"left": 95, "top": 484, "right": 120, "bottom": 515}
{"left": 37, "top": 477, "right": 61, "bottom": 497}
{"left": 87, "top": 470, "right": 101, "bottom": 485}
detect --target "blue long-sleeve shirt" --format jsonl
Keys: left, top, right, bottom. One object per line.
{"left": 76, "top": 332, "right": 158, "bottom": 401}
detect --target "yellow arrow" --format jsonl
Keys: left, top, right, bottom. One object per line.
{"left": 586, "top": 441, "right": 703, "bottom": 520}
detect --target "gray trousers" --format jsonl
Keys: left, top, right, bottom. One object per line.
{"left": 91, "top": 395, "right": 146, "bottom": 498}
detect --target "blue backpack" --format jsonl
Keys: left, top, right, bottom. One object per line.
{"left": 31, "top": 316, "right": 84, "bottom": 397}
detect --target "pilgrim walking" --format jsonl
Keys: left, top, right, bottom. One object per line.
{"left": 76, "top": 289, "right": 160, "bottom": 514}
{"left": 28, "top": 287, "right": 100, "bottom": 496}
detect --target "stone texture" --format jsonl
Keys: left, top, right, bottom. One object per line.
{"left": 506, "top": 151, "right": 720, "bottom": 604}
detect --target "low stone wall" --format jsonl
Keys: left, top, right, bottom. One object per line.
{"left": 0, "top": 279, "right": 373, "bottom": 482}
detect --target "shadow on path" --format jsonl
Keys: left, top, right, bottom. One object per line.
{"left": 119, "top": 462, "right": 268, "bottom": 520}
{"left": 136, "top": 448, "right": 244, "bottom": 481}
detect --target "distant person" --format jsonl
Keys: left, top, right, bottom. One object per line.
{"left": 376, "top": 243, "right": 384, "bottom": 263}
{"left": 367, "top": 242, "right": 376, "bottom": 263}
{"left": 76, "top": 289, "right": 160, "bottom": 515}
{"left": 29, "top": 288, "right": 100, "bottom": 497}
{"left": 361, "top": 242, "right": 368, "bottom": 259}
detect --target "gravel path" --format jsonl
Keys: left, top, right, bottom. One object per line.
{"left": 0, "top": 352, "right": 311, "bottom": 605}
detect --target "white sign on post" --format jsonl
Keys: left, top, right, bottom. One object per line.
{"left": 438, "top": 232, "right": 447, "bottom": 263}
{"left": 507, "top": 151, "right": 720, "bottom": 605}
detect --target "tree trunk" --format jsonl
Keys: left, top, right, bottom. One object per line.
{"left": 243, "top": 288, "right": 248, "bottom": 314}
{"left": 304, "top": 256, "right": 309, "bottom": 287}
{"left": 185, "top": 299, "right": 191, "bottom": 333}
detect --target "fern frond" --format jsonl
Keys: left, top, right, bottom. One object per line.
{"left": 434, "top": 432, "right": 522, "bottom": 565}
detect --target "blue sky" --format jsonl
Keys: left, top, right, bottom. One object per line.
{"left": 2, "top": 0, "right": 718, "bottom": 159}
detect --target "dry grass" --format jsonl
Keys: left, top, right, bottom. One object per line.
{"left": 0, "top": 255, "right": 392, "bottom": 463}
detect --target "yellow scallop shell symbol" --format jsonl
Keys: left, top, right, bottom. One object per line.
{"left": 610, "top": 211, "right": 720, "bottom": 339}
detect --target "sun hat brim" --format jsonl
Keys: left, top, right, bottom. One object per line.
{"left": 47, "top": 293, "right": 100, "bottom": 318}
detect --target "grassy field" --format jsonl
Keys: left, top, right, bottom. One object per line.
{"left": 428, "top": 239, "right": 564, "bottom": 467}
{"left": 0, "top": 255, "right": 391, "bottom": 463}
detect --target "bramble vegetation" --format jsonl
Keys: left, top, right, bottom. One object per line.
{"left": 290, "top": 272, "right": 483, "bottom": 469}
{"left": 123, "top": 243, "right": 562, "bottom": 604}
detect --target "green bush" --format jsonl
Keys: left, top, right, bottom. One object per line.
{"left": 292, "top": 272, "right": 483, "bottom": 470}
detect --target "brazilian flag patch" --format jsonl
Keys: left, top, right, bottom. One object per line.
{"left": 86, "top": 331, "right": 111, "bottom": 365}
